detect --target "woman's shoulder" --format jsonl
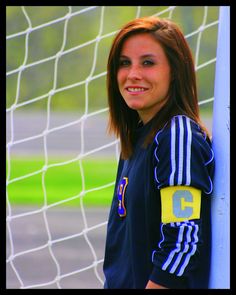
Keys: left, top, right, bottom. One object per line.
{"left": 153, "top": 115, "right": 214, "bottom": 193}
{"left": 153, "top": 114, "right": 214, "bottom": 158}
{"left": 154, "top": 114, "right": 212, "bottom": 151}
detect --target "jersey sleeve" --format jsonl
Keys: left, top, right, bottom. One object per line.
{"left": 150, "top": 115, "right": 215, "bottom": 288}
{"left": 154, "top": 115, "right": 214, "bottom": 192}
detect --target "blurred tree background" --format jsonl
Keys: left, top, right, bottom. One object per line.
{"left": 6, "top": 6, "right": 219, "bottom": 113}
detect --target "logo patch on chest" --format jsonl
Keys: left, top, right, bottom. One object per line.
{"left": 117, "top": 177, "right": 128, "bottom": 217}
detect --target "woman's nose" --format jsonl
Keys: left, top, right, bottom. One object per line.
{"left": 127, "top": 65, "right": 142, "bottom": 80}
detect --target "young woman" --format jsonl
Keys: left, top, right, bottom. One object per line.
{"left": 103, "top": 16, "right": 214, "bottom": 289}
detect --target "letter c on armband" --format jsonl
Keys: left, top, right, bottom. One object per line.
{"left": 160, "top": 186, "right": 201, "bottom": 223}
{"left": 173, "top": 190, "right": 193, "bottom": 218}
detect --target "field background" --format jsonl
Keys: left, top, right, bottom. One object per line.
{"left": 7, "top": 157, "right": 117, "bottom": 206}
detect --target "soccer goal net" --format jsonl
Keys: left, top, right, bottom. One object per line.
{"left": 6, "top": 6, "right": 226, "bottom": 289}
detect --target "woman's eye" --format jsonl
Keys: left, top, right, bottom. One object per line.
{"left": 143, "top": 60, "right": 154, "bottom": 66}
{"left": 119, "top": 59, "right": 130, "bottom": 67}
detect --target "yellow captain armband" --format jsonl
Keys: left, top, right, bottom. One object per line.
{"left": 160, "top": 186, "right": 201, "bottom": 223}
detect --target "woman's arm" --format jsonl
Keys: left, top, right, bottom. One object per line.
{"left": 146, "top": 280, "right": 168, "bottom": 289}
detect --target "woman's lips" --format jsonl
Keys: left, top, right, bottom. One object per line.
{"left": 126, "top": 86, "right": 148, "bottom": 93}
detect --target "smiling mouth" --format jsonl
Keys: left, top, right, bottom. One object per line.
{"left": 126, "top": 87, "right": 148, "bottom": 93}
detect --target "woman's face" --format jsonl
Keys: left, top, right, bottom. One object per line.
{"left": 117, "top": 33, "right": 171, "bottom": 124}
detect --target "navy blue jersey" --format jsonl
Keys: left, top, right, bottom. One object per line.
{"left": 103, "top": 115, "right": 214, "bottom": 289}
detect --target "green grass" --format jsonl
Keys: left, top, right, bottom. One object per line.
{"left": 7, "top": 156, "right": 118, "bottom": 207}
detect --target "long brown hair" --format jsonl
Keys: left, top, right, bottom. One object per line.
{"left": 107, "top": 16, "right": 209, "bottom": 159}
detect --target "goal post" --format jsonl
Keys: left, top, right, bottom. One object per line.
{"left": 209, "top": 6, "right": 230, "bottom": 289}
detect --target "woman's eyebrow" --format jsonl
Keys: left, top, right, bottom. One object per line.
{"left": 119, "top": 54, "right": 157, "bottom": 59}
{"left": 140, "top": 54, "right": 157, "bottom": 58}
{"left": 119, "top": 55, "right": 130, "bottom": 59}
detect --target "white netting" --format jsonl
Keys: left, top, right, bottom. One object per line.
{"left": 6, "top": 6, "right": 219, "bottom": 289}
